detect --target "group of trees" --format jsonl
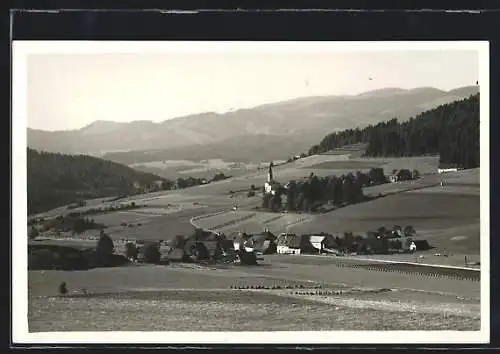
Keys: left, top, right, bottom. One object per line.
{"left": 262, "top": 168, "right": 388, "bottom": 213}
{"left": 71, "top": 217, "right": 104, "bottom": 234}
{"left": 286, "top": 153, "right": 308, "bottom": 163}
{"left": 141, "top": 243, "right": 162, "bottom": 263}
{"left": 96, "top": 230, "right": 115, "bottom": 258}
{"left": 308, "top": 94, "right": 479, "bottom": 169}
{"left": 326, "top": 225, "right": 418, "bottom": 255}
{"left": 175, "top": 172, "right": 229, "bottom": 189}
{"left": 66, "top": 201, "right": 139, "bottom": 218}
{"left": 29, "top": 215, "right": 105, "bottom": 238}
{"left": 28, "top": 230, "right": 120, "bottom": 270}
{"left": 370, "top": 225, "right": 417, "bottom": 238}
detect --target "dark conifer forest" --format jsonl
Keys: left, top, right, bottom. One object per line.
{"left": 27, "top": 148, "right": 172, "bottom": 215}
{"left": 308, "top": 94, "right": 479, "bottom": 169}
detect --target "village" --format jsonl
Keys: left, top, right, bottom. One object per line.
{"left": 28, "top": 162, "right": 437, "bottom": 271}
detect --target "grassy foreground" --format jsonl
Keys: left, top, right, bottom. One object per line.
{"left": 28, "top": 261, "right": 480, "bottom": 332}
{"left": 29, "top": 290, "right": 479, "bottom": 332}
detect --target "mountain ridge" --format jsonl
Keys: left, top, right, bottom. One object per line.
{"left": 27, "top": 85, "right": 479, "bottom": 162}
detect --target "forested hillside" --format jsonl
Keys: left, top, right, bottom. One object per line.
{"left": 309, "top": 94, "right": 479, "bottom": 169}
{"left": 27, "top": 149, "right": 171, "bottom": 215}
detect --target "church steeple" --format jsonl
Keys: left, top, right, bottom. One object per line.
{"left": 268, "top": 161, "right": 274, "bottom": 182}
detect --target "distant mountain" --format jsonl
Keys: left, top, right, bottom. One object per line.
{"left": 104, "top": 134, "right": 316, "bottom": 165}
{"left": 27, "top": 85, "right": 479, "bottom": 163}
{"left": 27, "top": 148, "right": 169, "bottom": 214}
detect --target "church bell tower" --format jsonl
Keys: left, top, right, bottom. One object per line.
{"left": 267, "top": 161, "right": 274, "bottom": 182}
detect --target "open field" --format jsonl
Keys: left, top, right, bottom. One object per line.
{"left": 130, "top": 158, "right": 272, "bottom": 180}
{"left": 290, "top": 192, "right": 479, "bottom": 233}
{"left": 102, "top": 209, "right": 220, "bottom": 241}
{"left": 322, "top": 143, "right": 368, "bottom": 157}
{"left": 192, "top": 209, "right": 313, "bottom": 235}
{"left": 28, "top": 257, "right": 480, "bottom": 332}
{"left": 303, "top": 154, "right": 439, "bottom": 173}
{"left": 304, "top": 160, "right": 387, "bottom": 170}
{"left": 29, "top": 291, "right": 479, "bottom": 332}
{"left": 28, "top": 259, "right": 481, "bottom": 300}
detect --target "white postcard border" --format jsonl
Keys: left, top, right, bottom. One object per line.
{"left": 12, "top": 40, "right": 490, "bottom": 344}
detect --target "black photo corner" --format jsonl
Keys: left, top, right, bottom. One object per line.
{"left": 8, "top": 4, "right": 500, "bottom": 350}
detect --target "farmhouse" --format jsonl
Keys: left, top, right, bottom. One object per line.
{"left": 389, "top": 169, "right": 413, "bottom": 183}
{"left": 389, "top": 175, "right": 398, "bottom": 183}
{"left": 438, "top": 168, "right": 458, "bottom": 174}
{"left": 276, "top": 234, "right": 302, "bottom": 254}
{"left": 438, "top": 163, "right": 460, "bottom": 174}
{"left": 247, "top": 233, "right": 277, "bottom": 254}
{"left": 306, "top": 234, "right": 337, "bottom": 254}
{"left": 231, "top": 232, "right": 252, "bottom": 252}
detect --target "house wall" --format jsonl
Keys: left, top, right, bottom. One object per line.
{"left": 310, "top": 242, "right": 323, "bottom": 252}
{"left": 277, "top": 245, "right": 289, "bottom": 254}
{"left": 277, "top": 246, "right": 301, "bottom": 255}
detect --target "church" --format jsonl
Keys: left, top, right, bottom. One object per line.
{"left": 263, "top": 162, "right": 281, "bottom": 196}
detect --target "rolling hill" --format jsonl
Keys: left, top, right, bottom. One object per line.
{"left": 27, "top": 148, "right": 169, "bottom": 215}
{"left": 27, "top": 86, "right": 479, "bottom": 164}
{"left": 309, "top": 94, "right": 480, "bottom": 169}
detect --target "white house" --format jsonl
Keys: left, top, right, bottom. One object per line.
{"left": 389, "top": 175, "right": 399, "bottom": 183}
{"left": 308, "top": 234, "right": 336, "bottom": 253}
{"left": 276, "top": 233, "right": 302, "bottom": 255}
{"left": 438, "top": 168, "right": 458, "bottom": 174}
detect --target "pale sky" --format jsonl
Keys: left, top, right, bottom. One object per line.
{"left": 27, "top": 50, "right": 479, "bottom": 131}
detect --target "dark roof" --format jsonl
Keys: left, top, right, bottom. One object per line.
{"left": 246, "top": 235, "right": 270, "bottom": 251}
{"left": 189, "top": 229, "right": 219, "bottom": 242}
{"left": 254, "top": 231, "right": 276, "bottom": 241}
{"left": 276, "top": 234, "right": 302, "bottom": 248}
{"left": 220, "top": 240, "right": 235, "bottom": 251}
{"left": 249, "top": 234, "right": 267, "bottom": 243}
{"left": 231, "top": 232, "right": 252, "bottom": 243}
{"left": 185, "top": 240, "right": 220, "bottom": 256}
